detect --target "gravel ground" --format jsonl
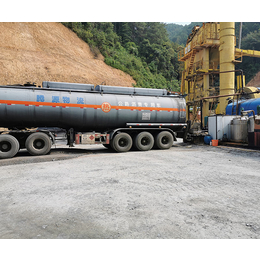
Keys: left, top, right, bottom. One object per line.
{"left": 0, "top": 139, "right": 259, "bottom": 239}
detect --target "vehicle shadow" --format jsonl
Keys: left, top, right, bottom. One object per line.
{"left": 0, "top": 141, "right": 187, "bottom": 166}
{"left": 0, "top": 146, "right": 113, "bottom": 166}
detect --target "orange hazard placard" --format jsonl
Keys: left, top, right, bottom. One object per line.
{"left": 101, "top": 102, "right": 112, "bottom": 113}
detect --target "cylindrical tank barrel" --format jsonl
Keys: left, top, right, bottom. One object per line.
{"left": 218, "top": 22, "right": 235, "bottom": 114}
{"left": 226, "top": 97, "right": 260, "bottom": 116}
{"left": 0, "top": 83, "right": 186, "bottom": 131}
{"left": 230, "top": 117, "right": 248, "bottom": 142}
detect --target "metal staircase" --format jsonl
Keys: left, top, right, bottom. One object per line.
{"left": 188, "top": 50, "right": 197, "bottom": 74}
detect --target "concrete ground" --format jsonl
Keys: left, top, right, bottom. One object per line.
{"left": 0, "top": 139, "right": 259, "bottom": 239}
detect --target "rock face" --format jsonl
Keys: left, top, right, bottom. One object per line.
{"left": 0, "top": 22, "right": 135, "bottom": 87}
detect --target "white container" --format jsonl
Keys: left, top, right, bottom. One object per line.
{"left": 208, "top": 115, "right": 240, "bottom": 141}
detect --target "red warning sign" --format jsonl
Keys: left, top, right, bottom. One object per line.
{"left": 101, "top": 102, "right": 112, "bottom": 113}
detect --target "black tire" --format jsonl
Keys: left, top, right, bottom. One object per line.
{"left": 25, "top": 132, "right": 52, "bottom": 156}
{"left": 155, "top": 131, "right": 174, "bottom": 150}
{"left": 112, "top": 132, "right": 132, "bottom": 152}
{"left": 0, "top": 135, "right": 20, "bottom": 159}
{"left": 134, "top": 131, "right": 154, "bottom": 151}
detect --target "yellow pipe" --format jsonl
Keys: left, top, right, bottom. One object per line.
{"left": 202, "top": 48, "right": 210, "bottom": 126}
{"left": 236, "top": 48, "right": 260, "bottom": 58}
{"left": 217, "top": 22, "right": 235, "bottom": 114}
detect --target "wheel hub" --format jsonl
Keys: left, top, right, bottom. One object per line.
{"left": 0, "top": 141, "right": 11, "bottom": 152}
{"left": 33, "top": 139, "right": 45, "bottom": 149}
{"left": 141, "top": 137, "right": 149, "bottom": 146}
{"left": 162, "top": 137, "right": 169, "bottom": 144}
{"left": 119, "top": 138, "right": 128, "bottom": 147}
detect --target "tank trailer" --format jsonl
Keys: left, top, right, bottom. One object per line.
{"left": 0, "top": 82, "right": 186, "bottom": 159}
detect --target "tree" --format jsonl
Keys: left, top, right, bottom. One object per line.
{"left": 63, "top": 22, "right": 182, "bottom": 91}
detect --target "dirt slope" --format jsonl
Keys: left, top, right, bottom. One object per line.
{"left": 0, "top": 22, "right": 135, "bottom": 87}
{"left": 247, "top": 71, "right": 260, "bottom": 88}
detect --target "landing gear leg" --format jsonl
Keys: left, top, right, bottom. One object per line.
{"left": 68, "top": 128, "right": 75, "bottom": 147}
{"left": 183, "top": 120, "right": 193, "bottom": 143}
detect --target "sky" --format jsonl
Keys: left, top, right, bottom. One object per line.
{"left": 2, "top": 1, "right": 252, "bottom": 22}
{"left": 3, "top": 1, "right": 258, "bottom": 24}
{"left": 171, "top": 22, "right": 191, "bottom": 26}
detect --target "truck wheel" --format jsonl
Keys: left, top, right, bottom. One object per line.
{"left": 134, "top": 131, "right": 154, "bottom": 151}
{"left": 0, "top": 135, "right": 20, "bottom": 159}
{"left": 25, "top": 132, "right": 52, "bottom": 156}
{"left": 155, "top": 131, "right": 173, "bottom": 150}
{"left": 112, "top": 133, "right": 132, "bottom": 152}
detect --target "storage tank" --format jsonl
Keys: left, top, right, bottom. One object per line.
{"left": 226, "top": 97, "right": 260, "bottom": 116}
{"left": 230, "top": 117, "right": 248, "bottom": 142}
{"left": 0, "top": 82, "right": 186, "bottom": 132}
{"left": 218, "top": 22, "right": 235, "bottom": 114}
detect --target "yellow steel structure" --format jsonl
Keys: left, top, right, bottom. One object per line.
{"left": 217, "top": 22, "right": 235, "bottom": 114}
{"left": 179, "top": 22, "right": 220, "bottom": 126}
{"left": 179, "top": 22, "right": 260, "bottom": 129}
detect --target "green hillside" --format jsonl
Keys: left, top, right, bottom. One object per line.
{"left": 63, "top": 22, "right": 260, "bottom": 90}
{"left": 62, "top": 22, "right": 182, "bottom": 91}
{"left": 234, "top": 22, "right": 260, "bottom": 82}
{"left": 165, "top": 22, "right": 203, "bottom": 46}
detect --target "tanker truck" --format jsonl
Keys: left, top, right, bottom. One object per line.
{"left": 0, "top": 81, "right": 187, "bottom": 159}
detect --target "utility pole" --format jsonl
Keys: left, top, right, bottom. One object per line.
{"left": 238, "top": 22, "right": 243, "bottom": 49}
